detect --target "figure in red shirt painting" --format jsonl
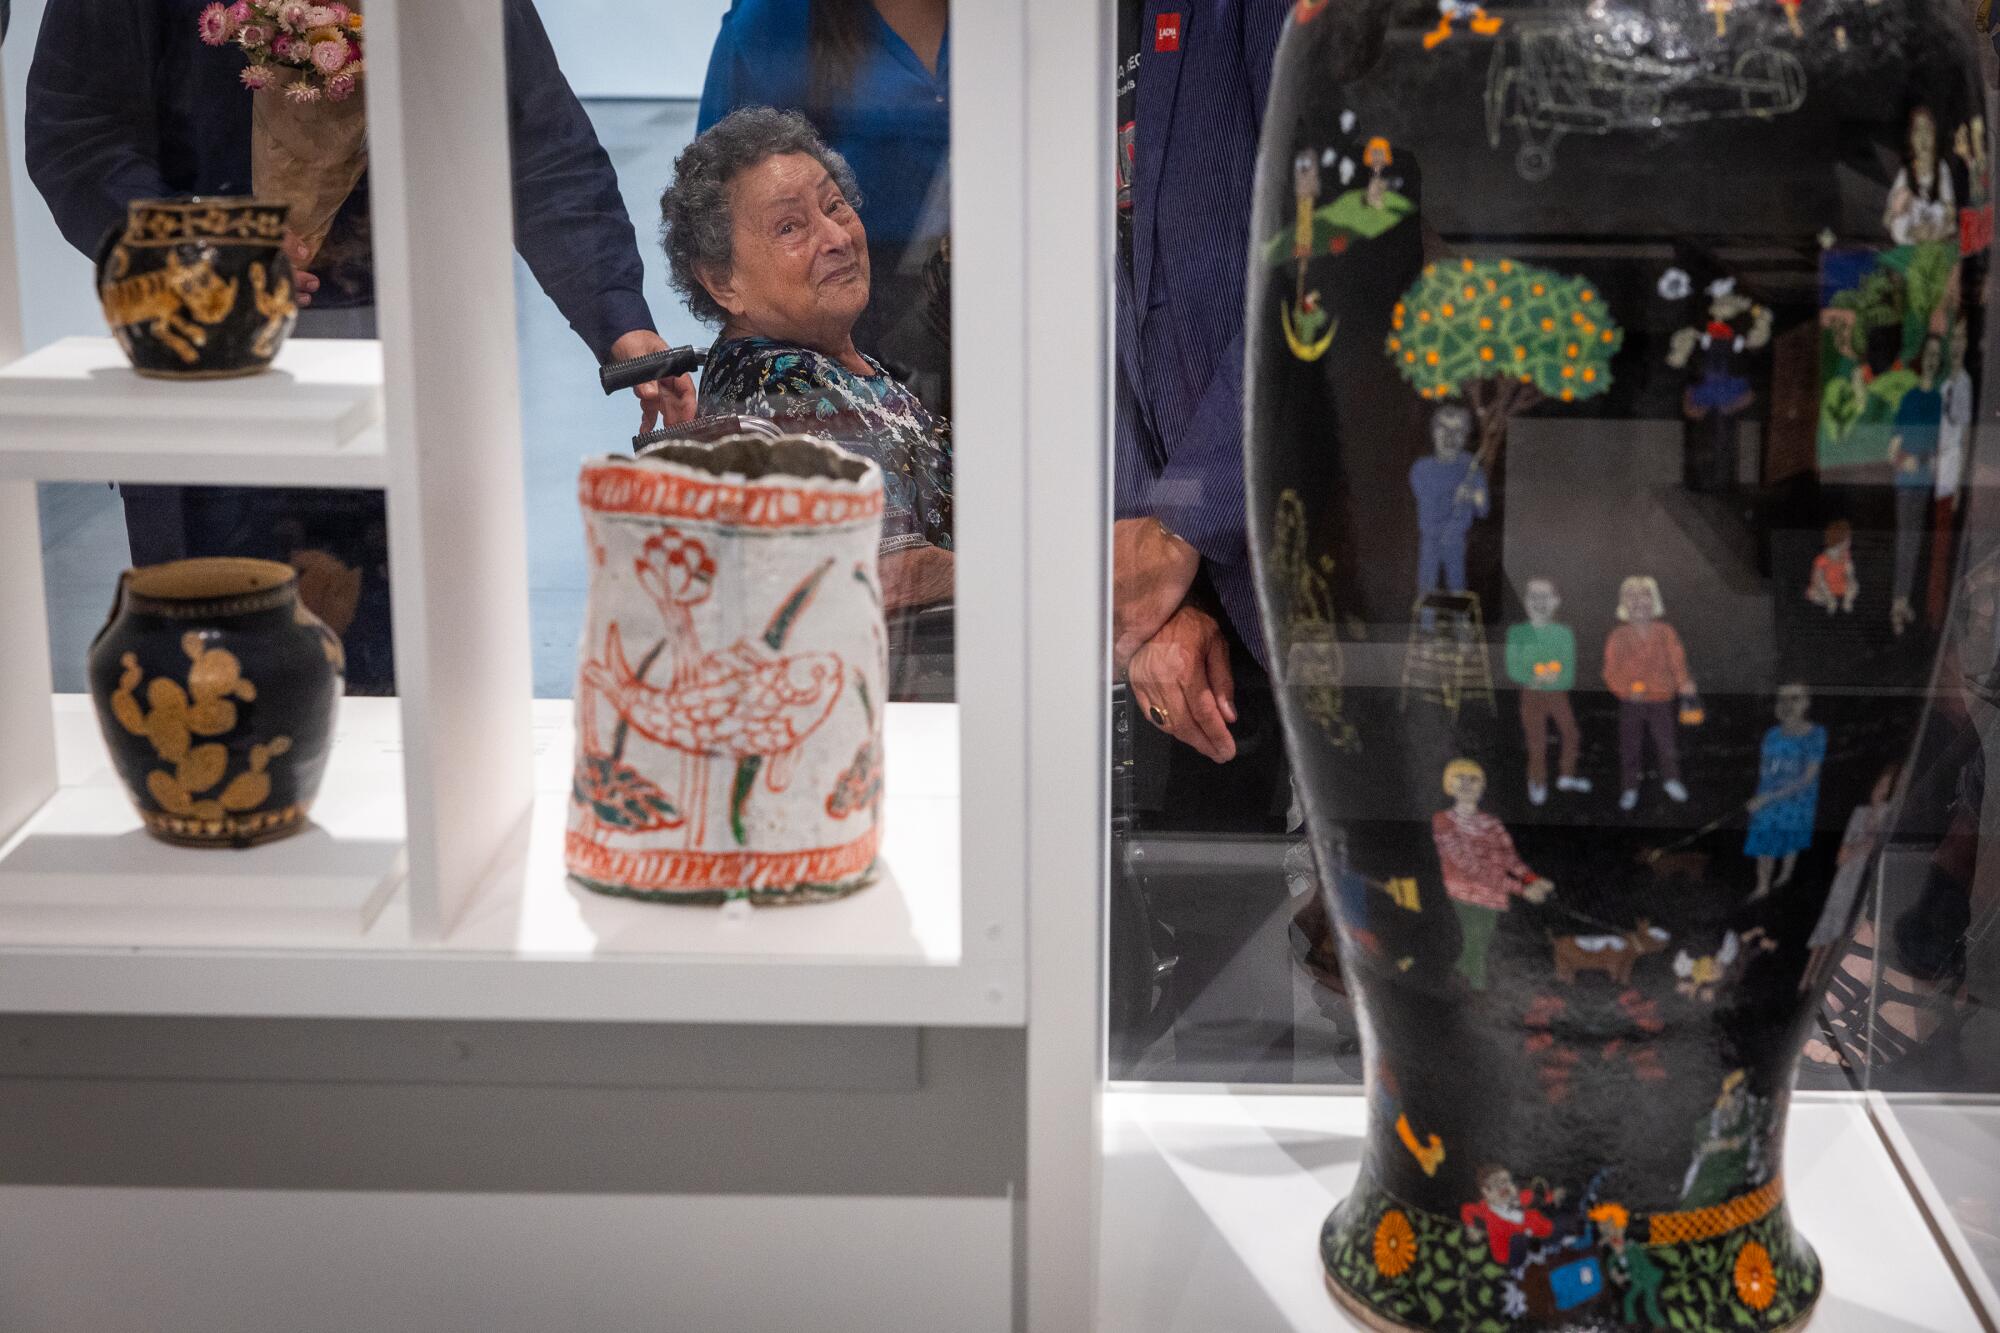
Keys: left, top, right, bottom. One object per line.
{"left": 1462, "top": 1164, "right": 1564, "bottom": 1268}
{"left": 1431, "top": 758, "right": 1554, "bottom": 991}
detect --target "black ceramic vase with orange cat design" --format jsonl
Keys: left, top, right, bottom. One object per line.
{"left": 95, "top": 197, "right": 297, "bottom": 379}
{"left": 1245, "top": 0, "right": 1990, "bottom": 1328}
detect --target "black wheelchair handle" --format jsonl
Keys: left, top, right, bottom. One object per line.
{"left": 600, "top": 345, "right": 703, "bottom": 394}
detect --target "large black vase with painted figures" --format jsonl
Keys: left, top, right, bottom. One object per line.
{"left": 95, "top": 198, "right": 297, "bottom": 379}
{"left": 88, "top": 559, "right": 343, "bottom": 848}
{"left": 1246, "top": 0, "right": 1991, "bottom": 1328}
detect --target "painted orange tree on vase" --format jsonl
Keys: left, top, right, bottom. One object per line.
{"left": 1387, "top": 258, "right": 1623, "bottom": 468}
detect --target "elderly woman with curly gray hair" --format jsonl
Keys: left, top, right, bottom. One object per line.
{"left": 660, "top": 107, "right": 953, "bottom": 615}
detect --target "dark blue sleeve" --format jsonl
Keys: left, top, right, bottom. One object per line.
{"left": 1136, "top": 1, "right": 1293, "bottom": 567}
{"left": 1243, "top": 0, "right": 1291, "bottom": 122}
{"left": 24, "top": 0, "right": 172, "bottom": 258}
{"left": 504, "top": 0, "right": 654, "bottom": 362}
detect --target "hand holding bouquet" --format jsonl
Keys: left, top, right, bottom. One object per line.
{"left": 201, "top": 2, "right": 369, "bottom": 266}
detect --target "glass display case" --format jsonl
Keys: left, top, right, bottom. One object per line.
{"left": 1095, "top": 0, "right": 2000, "bottom": 1329}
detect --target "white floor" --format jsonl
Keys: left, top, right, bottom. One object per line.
{"left": 1099, "top": 1089, "right": 1991, "bottom": 1333}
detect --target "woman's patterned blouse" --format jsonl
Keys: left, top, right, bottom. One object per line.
{"left": 697, "top": 335, "right": 954, "bottom": 554}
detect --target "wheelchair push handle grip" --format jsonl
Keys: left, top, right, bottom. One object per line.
{"left": 599, "top": 345, "right": 703, "bottom": 394}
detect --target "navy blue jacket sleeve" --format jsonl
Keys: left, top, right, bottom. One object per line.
{"left": 24, "top": 0, "right": 172, "bottom": 258}
{"left": 1136, "top": 0, "right": 1291, "bottom": 569}
{"left": 506, "top": 0, "right": 654, "bottom": 361}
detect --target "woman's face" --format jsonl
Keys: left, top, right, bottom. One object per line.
{"left": 1775, "top": 684, "right": 1809, "bottom": 726}
{"left": 702, "top": 153, "right": 871, "bottom": 350}
{"left": 1622, "top": 584, "right": 1653, "bottom": 623}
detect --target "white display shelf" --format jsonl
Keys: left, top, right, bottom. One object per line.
{"left": 1099, "top": 1089, "right": 1993, "bottom": 1333}
{"left": 0, "top": 696, "right": 1003, "bottom": 1027}
{"left": 0, "top": 336, "right": 385, "bottom": 487}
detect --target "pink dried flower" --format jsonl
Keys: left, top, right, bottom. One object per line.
{"left": 302, "top": 5, "right": 339, "bottom": 27}
{"left": 284, "top": 79, "right": 322, "bottom": 103}
{"left": 228, "top": 2, "right": 252, "bottom": 22}
{"left": 238, "top": 23, "right": 269, "bottom": 48}
{"left": 239, "top": 63, "right": 273, "bottom": 90}
{"left": 197, "top": 3, "right": 234, "bottom": 44}
{"left": 277, "top": 2, "right": 309, "bottom": 29}
{"left": 324, "top": 71, "right": 358, "bottom": 102}
{"left": 327, "top": 2, "right": 350, "bottom": 18}
{"left": 311, "top": 39, "right": 349, "bottom": 73}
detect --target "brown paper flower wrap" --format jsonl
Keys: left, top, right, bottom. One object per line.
{"left": 251, "top": 67, "right": 367, "bottom": 266}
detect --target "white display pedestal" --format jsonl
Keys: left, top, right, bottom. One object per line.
{"left": 0, "top": 697, "right": 407, "bottom": 947}
{"left": 0, "top": 337, "right": 385, "bottom": 486}
{"left": 1099, "top": 1089, "right": 1992, "bottom": 1333}
{"left": 0, "top": 697, "right": 985, "bottom": 1025}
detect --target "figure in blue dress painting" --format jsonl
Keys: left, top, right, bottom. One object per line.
{"left": 1744, "top": 682, "right": 1826, "bottom": 900}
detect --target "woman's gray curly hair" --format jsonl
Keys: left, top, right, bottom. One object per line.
{"left": 660, "top": 106, "right": 864, "bottom": 327}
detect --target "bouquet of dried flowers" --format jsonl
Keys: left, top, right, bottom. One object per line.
{"left": 200, "top": 2, "right": 369, "bottom": 265}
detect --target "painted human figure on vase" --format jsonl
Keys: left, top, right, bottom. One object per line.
{"left": 1666, "top": 277, "right": 1773, "bottom": 493}
{"left": 1409, "top": 402, "right": 1488, "bottom": 600}
{"left": 1930, "top": 323, "right": 1974, "bottom": 626}
{"left": 1802, "top": 764, "right": 1899, "bottom": 990}
{"left": 1886, "top": 108, "right": 1958, "bottom": 246}
{"left": 1954, "top": 115, "right": 1993, "bottom": 254}
{"left": 1431, "top": 757, "right": 1553, "bottom": 991}
{"left": 1680, "top": 1070, "right": 1774, "bottom": 1209}
{"left": 1589, "top": 1203, "right": 1668, "bottom": 1331}
{"left": 1461, "top": 1165, "right": 1561, "bottom": 1268}
{"left": 1890, "top": 334, "right": 1946, "bottom": 636}
{"left": 1602, "top": 576, "right": 1696, "bottom": 811}
{"left": 1806, "top": 519, "right": 1859, "bottom": 614}
{"left": 1505, "top": 577, "right": 1587, "bottom": 806}
{"left": 1744, "top": 683, "right": 1827, "bottom": 901}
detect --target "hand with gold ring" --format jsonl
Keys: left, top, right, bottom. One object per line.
{"left": 1129, "top": 603, "right": 1237, "bottom": 763}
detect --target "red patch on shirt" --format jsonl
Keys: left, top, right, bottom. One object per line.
{"left": 1155, "top": 13, "right": 1182, "bottom": 50}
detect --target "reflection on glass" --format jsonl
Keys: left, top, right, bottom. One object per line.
{"left": 1106, "top": 0, "right": 2000, "bottom": 1145}
{"left": 687, "top": 0, "right": 954, "bottom": 702}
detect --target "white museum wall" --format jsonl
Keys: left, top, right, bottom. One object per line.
{"left": 2, "top": 0, "right": 96, "bottom": 351}
{"left": 539, "top": 0, "right": 730, "bottom": 99}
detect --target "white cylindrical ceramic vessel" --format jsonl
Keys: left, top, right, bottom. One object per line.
{"left": 568, "top": 436, "right": 887, "bottom": 903}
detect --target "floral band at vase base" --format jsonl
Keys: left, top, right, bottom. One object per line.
{"left": 1322, "top": 1169, "right": 1818, "bottom": 1333}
